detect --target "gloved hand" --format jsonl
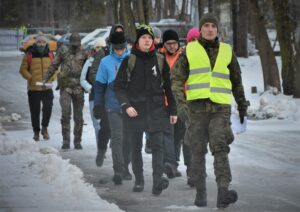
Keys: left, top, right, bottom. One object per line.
{"left": 178, "top": 104, "right": 189, "bottom": 123}
{"left": 238, "top": 109, "right": 247, "bottom": 124}
{"left": 93, "top": 105, "right": 106, "bottom": 120}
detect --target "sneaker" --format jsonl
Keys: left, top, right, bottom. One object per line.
{"left": 152, "top": 177, "right": 169, "bottom": 195}
{"left": 112, "top": 174, "right": 122, "bottom": 185}
{"left": 164, "top": 162, "right": 176, "bottom": 179}
{"left": 144, "top": 139, "right": 152, "bottom": 154}
{"left": 41, "top": 127, "right": 49, "bottom": 140}
{"left": 61, "top": 143, "right": 70, "bottom": 149}
{"left": 217, "top": 187, "right": 238, "bottom": 208}
{"left": 74, "top": 143, "right": 83, "bottom": 150}
{"left": 96, "top": 149, "right": 106, "bottom": 167}
{"left": 33, "top": 131, "right": 40, "bottom": 141}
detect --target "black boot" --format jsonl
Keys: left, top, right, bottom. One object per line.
{"left": 186, "top": 166, "right": 195, "bottom": 187}
{"left": 144, "top": 139, "right": 152, "bottom": 154}
{"left": 112, "top": 173, "right": 122, "bottom": 185}
{"left": 164, "top": 162, "right": 176, "bottom": 179}
{"left": 123, "top": 166, "right": 133, "bottom": 180}
{"left": 133, "top": 176, "right": 144, "bottom": 192}
{"left": 217, "top": 187, "right": 238, "bottom": 208}
{"left": 33, "top": 130, "right": 40, "bottom": 141}
{"left": 194, "top": 189, "right": 207, "bottom": 207}
{"left": 152, "top": 176, "right": 169, "bottom": 195}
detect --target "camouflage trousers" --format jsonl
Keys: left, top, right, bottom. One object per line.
{"left": 186, "top": 100, "right": 234, "bottom": 190}
{"left": 59, "top": 88, "right": 84, "bottom": 144}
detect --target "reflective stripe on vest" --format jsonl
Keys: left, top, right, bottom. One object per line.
{"left": 186, "top": 41, "right": 233, "bottom": 104}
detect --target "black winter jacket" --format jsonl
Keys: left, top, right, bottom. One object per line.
{"left": 114, "top": 45, "right": 177, "bottom": 132}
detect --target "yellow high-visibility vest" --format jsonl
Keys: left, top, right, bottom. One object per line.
{"left": 186, "top": 41, "right": 233, "bottom": 105}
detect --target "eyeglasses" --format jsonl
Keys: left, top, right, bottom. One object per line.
{"left": 165, "top": 41, "right": 178, "bottom": 46}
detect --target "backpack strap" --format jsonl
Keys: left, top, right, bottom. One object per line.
{"left": 126, "top": 54, "right": 136, "bottom": 83}
{"left": 26, "top": 52, "right": 33, "bottom": 69}
{"left": 156, "top": 53, "right": 165, "bottom": 87}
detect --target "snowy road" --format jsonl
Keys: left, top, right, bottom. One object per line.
{"left": 1, "top": 54, "right": 300, "bottom": 212}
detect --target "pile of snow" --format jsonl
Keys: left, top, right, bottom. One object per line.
{"left": 246, "top": 88, "right": 300, "bottom": 121}
{"left": 0, "top": 136, "right": 123, "bottom": 211}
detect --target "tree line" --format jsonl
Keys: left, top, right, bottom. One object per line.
{"left": 0, "top": 0, "right": 299, "bottom": 97}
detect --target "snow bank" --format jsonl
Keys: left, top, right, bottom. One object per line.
{"left": 0, "top": 136, "right": 123, "bottom": 211}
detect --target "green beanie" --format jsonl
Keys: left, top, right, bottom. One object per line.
{"left": 199, "top": 13, "right": 219, "bottom": 30}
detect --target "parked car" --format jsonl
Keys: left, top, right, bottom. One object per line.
{"left": 82, "top": 27, "right": 111, "bottom": 49}
{"left": 19, "top": 34, "right": 58, "bottom": 52}
{"left": 57, "top": 32, "right": 88, "bottom": 47}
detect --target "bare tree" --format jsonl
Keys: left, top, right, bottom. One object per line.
{"left": 119, "top": 0, "right": 136, "bottom": 38}
{"left": 231, "top": 0, "right": 238, "bottom": 52}
{"left": 198, "top": 0, "right": 204, "bottom": 20}
{"left": 272, "top": 0, "right": 295, "bottom": 95}
{"left": 249, "top": 0, "right": 281, "bottom": 92}
{"left": 237, "top": 0, "right": 248, "bottom": 57}
{"left": 179, "top": 0, "right": 187, "bottom": 21}
{"left": 208, "top": 0, "right": 213, "bottom": 13}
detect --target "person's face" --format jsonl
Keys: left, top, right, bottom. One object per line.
{"left": 115, "top": 27, "right": 123, "bottom": 32}
{"left": 201, "top": 22, "right": 217, "bottom": 41}
{"left": 36, "top": 39, "right": 47, "bottom": 47}
{"left": 138, "top": 34, "right": 153, "bottom": 52}
{"left": 94, "top": 46, "right": 102, "bottom": 53}
{"left": 154, "top": 37, "right": 161, "bottom": 45}
{"left": 164, "top": 40, "right": 178, "bottom": 54}
{"left": 114, "top": 48, "right": 126, "bottom": 55}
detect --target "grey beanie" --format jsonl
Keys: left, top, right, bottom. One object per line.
{"left": 152, "top": 27, "right": 162, "bottom": 39}
{"left": 199, "top": 13, "right": 219, "bottom": 30}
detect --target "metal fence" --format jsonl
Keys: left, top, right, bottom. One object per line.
{"left": 0, "top": 29, "right": 24, "bottom": 51}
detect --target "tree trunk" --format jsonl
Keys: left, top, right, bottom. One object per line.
{"left": 198, "top": 0, "right": 204, "bottom": 21}
{"left": 179, "top": 0, "right": 187, "bottom": 21}
{"left": 208, "top": 0, "right": 213, "bottom": 13}
{"left": 249, "top": 0, "right": 281, "bottom": 92}
{"left": 231, "top": 0, "right": 238, "bottom": 53}
{"left": 136, "top": 0, "right": 145, "bottom": 24}
{"left": 113, "top": 0, "right": 119, "bottom": 23}
{"left": 119, "top": 0, "right": 136, "bottom": 39}
{"left": 143, "top": 0, "right": 149, "bottom": 24}
{"left": 154, "top": 0, "right": 161, "bottom": 21}
{"left": 294, "top": 41, "right": 300, "bottom": 98}
{"left": 272, "top": 0, "right": 295, "bottom": 95}
{"left": 236, "top": 0, "right": 248, "bottom": 57}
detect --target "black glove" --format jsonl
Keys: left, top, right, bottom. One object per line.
{"left": 238, "top": 109, "right": 247, "bottom": 124}
{"left": 178, "top": 104, "right": 189, "bottom": 123}
{"left": 238, "top": 100, "right": 250, "bottom": 124}
{"left": 93, "top": 105, "right": 106, "bottom": 120}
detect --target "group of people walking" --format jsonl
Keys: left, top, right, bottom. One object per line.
{"left": 19, "top": 13, "right": 249, "bottom": 209}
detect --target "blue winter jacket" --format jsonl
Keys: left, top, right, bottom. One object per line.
{"left": 94, "top": 49, "right": 130, "bottom": 112}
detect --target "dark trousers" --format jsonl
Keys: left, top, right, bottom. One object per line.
{"left": 174, "top": 118, "right": 192, "bottom": 167}
{"left": 130, "top": 130, "right": 164, "bottom": 184}
{"left": 97, "top": 110, "right": 111, "bottom": 151}
{"left": 28, "top": 90, "right": 53, "bottom": 132}
{"left": 163, "top": 126, "right": 178, "bottom": 167}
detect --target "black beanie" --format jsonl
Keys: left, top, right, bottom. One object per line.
{"left": 162, "top": 29, "right": 179, "bottom": 44}
{"left": 136, "top": 25, "right": 154, "bottom": 42}
{"left": 110, "top": 32, "right": 127, "bottom": 50}
{"left": 199, "top": 13, "right": 219, "bottom": 30}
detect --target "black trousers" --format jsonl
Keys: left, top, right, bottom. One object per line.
{"left": 97, "top": 110, "right": 111, "bottom": 151}
{"left": 28, "top": 90, "right": 54, "bottom": 132}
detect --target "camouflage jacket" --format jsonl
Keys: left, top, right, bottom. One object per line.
{"left": 171, "top": 37, "right": 248, "bottom": 111}
{"left": 44, "top": 45, "right": 88, "bottom": 93}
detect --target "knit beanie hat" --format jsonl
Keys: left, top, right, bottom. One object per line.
{"left": 199, "top": 13, "right": 219, "bottom": 30}
{"left": 111, "top": 32, "right": 127, "bottom": 50}
{"left": 94, "top": 37, "right": 106, "bottom": 48}
{"left": 152, "top": 27, "right": 162, "bottom": 39}
{"left": 136, "top": 24, "right": 154, "bottom": 41}
{"left": 162, "top": 29, "right": 179, "bottom": 44}
{"left": 186, "top": 27, "right": 200, "bottom": 43}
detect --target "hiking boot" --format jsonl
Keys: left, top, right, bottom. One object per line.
{"left": 96, "top": 149, "right": 106, "bottom": 167}
{"left": 187, "top": 177, "right": 195, "bottom": 187}
{"left": 164, "top": 162, "right": 176, "bottom": 179}
{"left": 194, "top": 189, "right": 207, "bottom": 207}
{"left": 144, "top": 139, "right": 152, "bottom": 154}
{"left": 112, "top": 174, "right": 122, "bottom": 185}
{"left": 123, "top": 168, "right": 133, "bottom": 180}
{"left": 74, "top": 143, "right": 83, "bottom": 150}
{"left": 152, "top": 177, "right": 169, "bottom": 195}
{"left": 61, "top": 143, "right": 70, "bottom": 150}
{"left": 217, "top": 187, "right": 238, "bottom": 208}
{"left": 33, "top": 131, "right": 40, "bottom": 141}
{"left": 41, "top": 127, "right": 49, "bottom": 140}
{"left": 175, "top": 169, "right": 182, "bottom": 177}
{"left": 133, "top": 177, "right": 144, "bottom": 192}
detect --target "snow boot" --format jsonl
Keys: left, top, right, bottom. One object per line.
{"left": 186, "top": 166, "right": 195, "bottom": 187}
{"left": 41, "top": 127, "right": 49, "bottom": 140}
{"left": 33, "top": 130, "right": 40, "bottom": 141}
{"left": 112, "top": 173, "right": 122, "bottom": 185}
{"left": 217, "top": 187, "right": 238, "bottom": 208}
{"left": 74, "top": 143, "right": 83, "bottom": 150}
{"left": 144, "top": 139, "right": 152, "bottom": 154}
{"left": 133, "top": 177, "right": 144, "bottom": 192}
{"left": 194, "top": 189, "right": 207, "bottom": 207}
{"left": 164, "top": 162, "right": 176, "bottom": 179}
{"left": 96, "top": 149, "right": 106, "bottom": 167}
{"left": 152, "top": 176, "right": 169, "bottom": 195}
{"left": 123, "top": 167, "right": 133, "bottom": 180}
{"left": 61, "top": 143, "right": 70, "bottom": 150}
